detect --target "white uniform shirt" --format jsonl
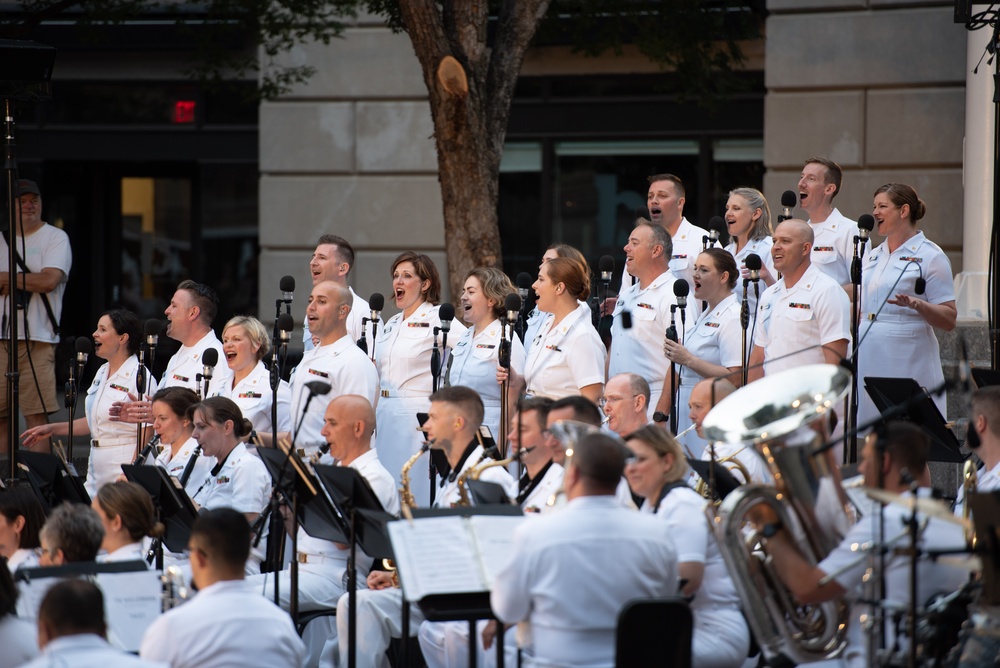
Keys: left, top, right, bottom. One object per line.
{"left": 289, "top": 334, "right": 379, "bottom": 452}
{"left": 0, "top": 223, "right": 71, "bottom": 343}
{"left": 517, "top": 462, "right": 564, "bottom": 514}
{"left": 375, "top": 301, "right": 468, "bottom": 397}
{"left": 955, "top": 459, "right": 1000, "bottom": 517}
{"left": 491, "top": 495, "right": 678, "bottom": 668}
{"left": 26, "top": 634, "right": 165, "bottom": 668}
{"left": 140, "top": 580, "right": 307, "bottom": 667}
{"left": 726, "top": 236, "right": 775, "bottom": 315}
{"left": 6, "top": 548, "right": 39, "bottom": 574}
{"left": 190, "top": 442, "right": 270, "bottom": 516}
{"left": 522, "top": 307, "right": 546, "bottom": 358}
{"left": 678, "top": 293, "right": 742, "bottom": 387}
{"left": 155, "top": 435, "right": 217, "bottom": 496}
{"left": 523, "top": 302, "right": 605, "bottom": 400}
{"left": 699, "top": 442, "right": 772, "bottom": 486}
{"left": 808, "top": 207, "right": 859, "bottom": 287}
{"left": 0, "top": 613, "right": 38, "bottom": 667}
{"left": 86, "top": 356, "right": 158, "bottom": 446}
{"left": 608, "top": 269, "right": 677, "bottom": 406}
{"left": 303, "top": 286, "right": 382, "bottom": 353}
{"left": 622, "top": 217, "right": 706, "bottom": 299}
{"left": 208, "top": 361, "right": 292, "bottom": 435}
{"left": 754, "top": 263, "right": 851, "bottom": 376}
{"left": 434, "top": 444, "right": 518, "bottom": 507}
{"left": 163, "top": 330, "right": 233, "bottom": 393}
{"left": 98, "top": 542, "right": 146, "bottom": 564}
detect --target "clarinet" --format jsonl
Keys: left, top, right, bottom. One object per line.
{"left": 178, "top": 445, "right": 202, "bottom": 488}
{"left": 133, "top": 433, "right": 161, "bottom": 466}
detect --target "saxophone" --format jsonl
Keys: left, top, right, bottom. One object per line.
{"left": 471, "top": 449, "right": 521, "bottom": 480}
{"left": 382, "top": 441, "right": 431, "bottom": 586}
{"left": 455, "top": 449, "right": 493, "bottom": 506}
{"left": 962, "top": 458, "right": 978, "bottom": 548}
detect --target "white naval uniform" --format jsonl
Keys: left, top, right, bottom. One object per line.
{"left": 856, "top": 232, "right": 954, "bottom": 427}
{"left": 289, "top": 334, "right": 379, "bottom": 455}
{"left": 491, "top": 495, "right": 678, "bottom": 668}
{"left": 955, "top": 459, "right": 1000, "bottom": 517}
{"left": 26, "top": 634, "right": 165, "bottom": 668}
{"left": 819, "top": 489, "right": 968, "bottom": 667}
{"left": 523, "top": 302, "right": 605, "bottom": 401}
{"left": 155, "top": 435, "right": 216, "bottom": 496}
{"left": 419, "top": 462, "right": 563, "bottom": 668}
{"left": 140, "top": 580, "right": 307, "bottom": 668}
{"left": 623, "top": 217, "right": 707, "bottom": 302}
{"left": 336, "top": 444, "right": 515, "bottom": 668}
{"left": 676, "top": 294, "right": 742, "bottom": 457}
{"left": 807, "top": 208, "right": 859, "bottom": 288}
{"left": 374, "top": 302, "right": 468, "bottom": 505}
{"left": 5, "top": 548, "right": 39, "bottom": 575}
{"left": 699, "top": 442, "right": 772, "bottom": 486}
{"left": 207, "top": 361, "right": 292, "bottom": 435}
{"left": 522, "top": 307, "right": 546, "bottom": 358}
{"left": 608, "top": 269, "right": 677, "bottom": 418}
{"left": 162, "top": 330, "right": 233, "bottom": 394}
{"left": 643, "top": 485, "right": 749, "bottom": 668}
{"left": 84, "top": 356, "right": 159, "bottom": 497}
{"left": 303, "top": 286, "right": 382, "bottom": 353}
{"left": 725, "top": 236, "right": 775, "bottom": 316}
{"left": 98, "top": 542, "right": 146, "bottom": 564}
{"left": 0, "top": 612, "right": 38, "bottom": 667}
{"left": 754, "top": 263, "right": 852, "bottom": 376}
{"left": 446, "top": 319, "right": 525, "bottom": 440}
{"left": 189, "top": 442, "right": 271, "bottom": 574}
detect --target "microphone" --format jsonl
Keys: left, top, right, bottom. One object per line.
{"left": 673, "top": 280, "right": 689, "bottom": 326}
{"left": 914, "top": 275, "right": 926, "bottom": 295}
{"left": 279, "top": 275, "right": 295, "bottom": 304}
{"left": 277, "top": 313, "right": 294, "bottom": 343}
{"left": 745, "top": 253, "right": 762, "bottom": 282}
{"left": 199, "top": 348, "right": 218, "bottom": 399}
{"left": 143, "top": 319, "right": 161, "bottom": 368}
{"left": 704, "top": 215, "right": 725, "bottom": 248}
{"left": 665, "top": 306, "right": 678, "bottom": 343}
{"left": 74, "top": 336, "right": 92, "bottom": 370}
{"left": 516, "top": 272, "right": 532, "bottom": 300}
{"left": 504, "top": 293, "right": 522, "bottom": 324}
{"left": 439, "top": 302, "right": 456, "bottom": 336}
{"left": 305, "top": 381, "right": 332, "bottom": 398}
{"left": 857, "top": 214, "right": 874, "bottom": 243}
{"left": 779, "top": 190, "right": 797, "bottom": 222}
{"left": 369, "top": 292, "right": 384, "bottom": 322}
{"left": 598, "top": 255, "right": 615, "bottom": 284}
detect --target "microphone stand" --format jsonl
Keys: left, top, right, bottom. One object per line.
{"left": 368, "top": 314, "right": 380, "bottom": 362}
{"left": 674, "top": 303, "right": 687, "bottom": 433}
{"left": 667, "top": 305, "right": 679, "bottom": 434}
{"left": 357, "top": 318, "right": 369, "bottom": 355}
{"left": 431, "top": 327, "right": 442, "bottom": 392}
{"left": 135, "top": 351, "right": 148, "bottom": 460}
{"left": 64, "top": 356, "right": 78, "bottom": 461}
{"left": 846, "top": 232, "right": 869, "bottom": 464}
{"left": 498, "top": 316, "right": 512, "bottom": 458}
{"left": 740, "top": 278, "right": 751, "bottom": 386}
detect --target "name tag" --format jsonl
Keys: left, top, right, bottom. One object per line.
{"left": 307, "top": 368, "right": 329, "bottom": 378}
{"left": 789, "top": 302, "right": 811, "bottom": 310}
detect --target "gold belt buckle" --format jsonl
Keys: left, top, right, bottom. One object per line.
{"left": 866, "top": 313, "right": 877, "bottom": 321}
{"left": 296, "top": 448, "right": 306, "bottom": 459}
{"left": 381, "top": 389, "right": 390, "bottom": 398}
{"left": 297, "top": 553, "right": 308, "bottom": 564}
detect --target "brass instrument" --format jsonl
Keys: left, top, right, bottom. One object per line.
{"left": 962, "top": 458, "right": 978, "bottom": 548}
{"left": 544, "top": 420, "right": 600, "bottom": 507}
{"left": 162, "top": 564, "right": 193, "bottom": 610}
{"left": 383, "top": 441, "right": 432, "bottom": 586}
{"left": 702, "top": 363, "right": 853, "bottom": 665}
{"left": 695, "top": 445, "right": 753, "bottom": 501}
{"left": 471, "top": 448, "right": 522, "bottom": 481}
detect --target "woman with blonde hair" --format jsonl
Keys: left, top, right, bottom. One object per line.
{"left": 724, "top": 187, "right": 776, "bottom": 313}
{"left": 624, "top": 425, "right": 749, "bottom": 668}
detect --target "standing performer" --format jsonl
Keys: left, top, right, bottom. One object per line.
{"left": 724, "top": 187, "right": 776, "bottom": 313}
{"left": 798, "top": 157, "right": 859, "bottom": 292}
{"left": 447, "top": 268, "right": 525, "bottom": 440}
{"left": 374, "top": 252, "right": 467, "bottom": 501}
{"left": 524, "top": 244, "right": 589, "bottom": 356}
{"left": 148, "top": 387, "right": 215, "bottom": 495}
{"left": 303, "top": 235, "right": 379, "bottom": 350}
{"left": 22, "top": 309, "right": 157, "bottom": 496}
{"left": 207, "top": 315, "right": 291, "bottom": 436}
{"left": 662, "top": 249, "right": 742, "bottom": 455}
{"left": 857, "top": 183, "right": 956, "bottom": 427}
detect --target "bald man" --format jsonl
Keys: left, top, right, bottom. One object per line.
{"left": 601, "top": 373, "right": 651, "bottom": 438}
{"left": 748, "top": 220, "right": 850, "bottom": 382}
{"left": 286, "top": 281, "right": 379, "bottom": 454}
{"left": 688, "top": 378, "right": 770, "bottom": 485}
{"left": 247, "top": 395, "right": 400, "bottom": 614}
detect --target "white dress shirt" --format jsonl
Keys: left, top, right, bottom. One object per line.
{"left": 0, "top": 613, "right": 38, "bottom": 668}
{"left": 303, "top": 286, "right": 383, "bottom": 353}
{"left": 163, "top": 330, "right": 233, "bottom": 393}
{"left": 726, "top": 235, "right": 776, "bottom": 315}
{"left": 523, "top": 302, "right": 605, "bottom": 400}
{"left": 140, "top": 580, "right": 306, "bottom": 667}
{"left": 208, "top": 361, "right": 292, "bottom": 435}
{"left": 623, "top": 217, "right": 706, "bottom": 300}
{"left": 155, "top": 435, "right": 217, "bottom": 496}
{"left": 24, "top": 634, "right": 165, "bottom": 668}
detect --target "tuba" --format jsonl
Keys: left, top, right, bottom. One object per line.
{"left": 702, "top": 364, "right": 853, "bottom": 665}
{"left": 961, "top": 458, "right": 978, "bottom": 548}
{"left": 544, "top": 420, "right": 600, "bottom": 507}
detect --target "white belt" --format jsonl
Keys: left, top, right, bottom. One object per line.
{"left": 865, "top": 312, "right": 923, "bottom": 323}
{"left": 91, "top": 439, "right": 135, "bottom": 448}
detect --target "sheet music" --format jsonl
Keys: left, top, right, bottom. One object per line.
{"left": 97, "top": 570, "right": 162, "bottom": 652}
{"left": 468, "top": 515, "right": 524, "bottom": 589}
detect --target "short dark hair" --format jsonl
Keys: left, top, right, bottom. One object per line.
{"left": 392, "top": 251, "right": 442, "bottom": 305}
{"left": 699, "top": 247, "right": 739, "bottom": 290}
{"left": 0, "top": 483, "right": 46, "bottom": 550}
{"left": 177, "top": 280, "right": 219, "bottom": 326}
{"left": 151, "top": 386, "right": 200, "bottom": 420}
{"left": 190, "top": 507, "right": 251, "bottom": 570}
{"left": 38, "top": 579, "right": 106, "bottom": 638}
{"left": 973, "top": 386, "right": 1000, "bottom": 439}
{"left": 519, "top": 396, "right": 554, "bottom": 432}
{"left": 430, "top": 385, "right": 485, "bottom": 432}
{"left": 879, "top": 421, "right": 929, "bottom": 481}
{"left": 0, "top": 563, "right": 18, "bottom": 617}
{"left": 317, "top": 234, "right": 355, "bottom": 273}
{"left": 804, "top": 156, "right": 843, "bottom": 199}
{"left": 39, "top": 503, "right": 104, "bottom": 563}
{"left": 102, "top": 309, "right": 142, "bottom": 356}
{"left": 550, "top": 395, "right": 602, "bottom": 427}
{"left": 571, "top": 432, "right": 627, "bottom": 491}
{"left": 647, "top": 173, "right": 686, "bottom": 198}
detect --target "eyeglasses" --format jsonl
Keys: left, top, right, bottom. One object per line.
{"left": 598, "top": 394, "right": 638, "bottom": 409}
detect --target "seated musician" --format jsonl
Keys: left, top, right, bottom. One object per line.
{"left": 418, "top": 397, "right": 561, "bottom": 668}
{"left": 23, "top": 579, "right": 163, "bottom": 668}
{"left": 92, "top": 481, "right": 164, "bottom": 564}
{"left": 335, "top": 386, "right": 516, "bottom": 668}
{"left": 688, "top": 377, "right": 771, "bottom": 485}
{"left": 747, "top": 421, "right": 968, "bottom": 666}
{"left": 38, "top": 502, "right": 104, "bottom": 566}
{"left": 140, "top": 508, "right": 306, "bottom": 667}
{"left": 491, "top": 432, "right": 679, "bottom": 668}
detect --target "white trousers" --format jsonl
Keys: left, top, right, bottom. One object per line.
{"left": 85, "top": 443, "right": 135, "bottom": 497}
{"left": 336, "top": 588, "right": 426, "bottom": 668}
{"left": 692, "top": 606, "right": 751, "bottom": 668}
{"left": 419, "top": 619, "right": 518, "bottom": 668}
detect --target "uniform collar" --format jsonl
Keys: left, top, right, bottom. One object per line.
{"left": 809, "top": 207, "right": 846, "bottom": 233}
{"left": 707, "top": 293, "right": 739, "bottom": 316}
{"left": 778, "top": 263, "right": 821, "bottom": 293}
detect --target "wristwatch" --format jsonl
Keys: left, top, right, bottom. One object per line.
{"left": 652, "top": 411, "right": 669, "bottom": 424}
{"left": 760, "top": 520, "right": 783, "bottom": 539}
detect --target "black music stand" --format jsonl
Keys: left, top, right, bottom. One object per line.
{"left": 465, "top": 479, "right": 511, "bottom": 506}
{"left": 313, "top": 464, "right": 394, "bottom": 668}
{"left": 685, "top": 458, "right": 741, "bottom": 500}
{"left": 17, "top": 450, "right": 90, "bottom": 510}
{"left": 121, "top": 464, "right": 198, "bottom": 568}
{"left": 863, "top": 376, "right": 963, "bottom": 463}
{"left": 394, "top": 505, "right": 523, "bottom": 668}
{"left": 971, "top": 367, "right": 1000, "bottom": 389}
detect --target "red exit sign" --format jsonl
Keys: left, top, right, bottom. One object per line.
{"left": 173, "top": 100, "right": 196, "bottom": 124}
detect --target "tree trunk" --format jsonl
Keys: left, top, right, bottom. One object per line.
{"left": 395, "top": 0, "right": 551, "bottom": 301}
